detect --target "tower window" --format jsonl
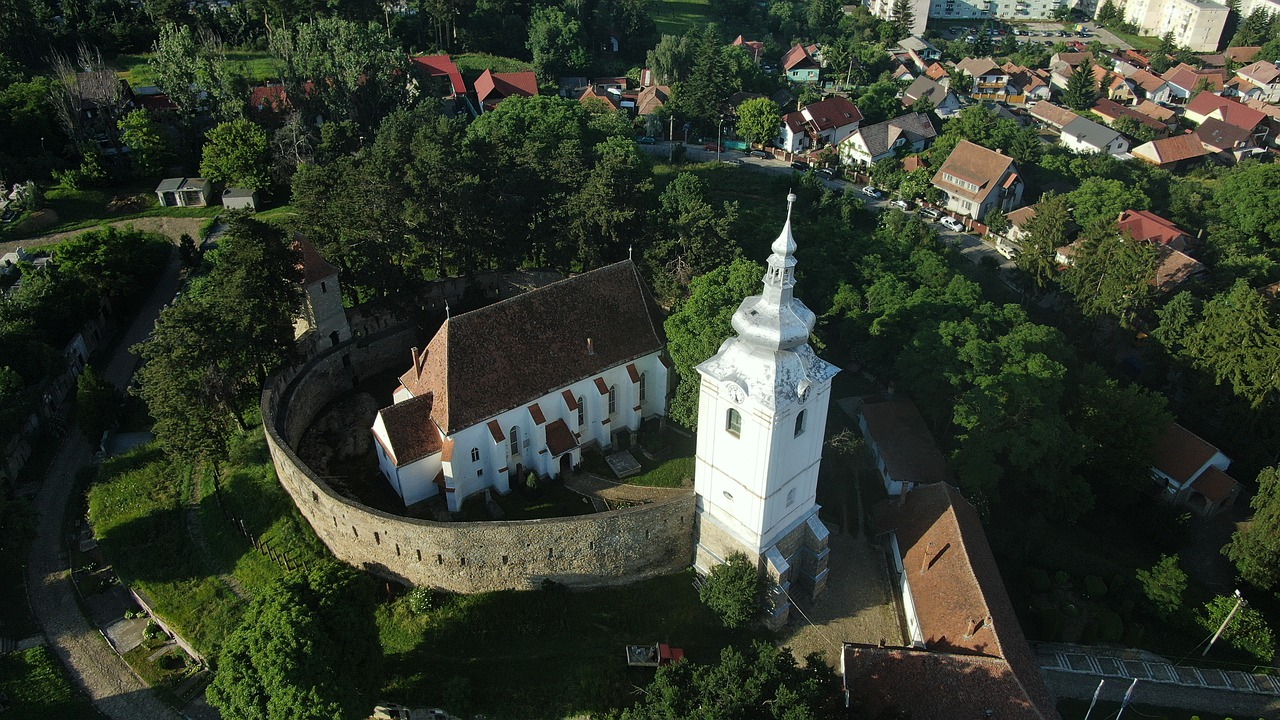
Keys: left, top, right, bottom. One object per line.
{"left": 726, "top": 408, "right": 741, "bottom": 437}
{"left": 510, "top": 426, "right": 520, "bottom": 456}
{"left": 320, "top": 281, "right": 327, "bottom": 293}
{"left": 639, "top": 372, "right": 647, "bottom": 402}
{"left": 794, "top": 410, "right": 806, "bottom": 438}
{"left": 787, "top": 488, "right": 796, "bottom": 507}
{"left": 608, "top": 385, "right": 617, "bottom": 415}
{"left": 470, "top": 447, "right": 480, "bottom": 463}
{"left": 577, "top": 396, "right": 585, "bottom": 426}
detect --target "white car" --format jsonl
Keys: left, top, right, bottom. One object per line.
{"left": 861, "top": 185, "right": 883, "bottom": 199}
{"left": 939, "top": 216, "right": 965, "bottom": 232}
{"left": 891, "top": 199, "right": 911, "bottom": 211}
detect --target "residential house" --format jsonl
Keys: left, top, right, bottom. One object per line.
{"left": 858, "top": 398, "right": 953, "bottom": 496}
{"left": 1228, "top": 60, "right": 1280, "bottom": 103}
{"left": 473, "top": 69, "right": 538, "bottom": 112}
{"left": 1003, "top": 205, "right": 1038, "bottom": 248}
{"left": 132, "top": 85, "right": 177, "bottom": 112}
{"left": 221, "top": 188, "right": 258, "bottom": 211}
{"left": 777, "top": 96, "right": 863, "bottom": 153}
{"left": 1224, "top": 45, "right": 1262, "bottom": 64}
{"left": 1161, "top": 62, "right": 1225, "bottom": 102}
{"left": 635, "top": 85, "right": 670, "bottom": 117}
{"left": 1127, "top": 68, "right": 1174, "bottom": 104}
{"left": 1060, "top": 116, "right": 1131, "bottom": 155}
{"left": 783, "top": 43, "right": 822, "bottom": 83}
{"left": 1092, "top": 98, "right": 1173, "bottom": 136}
{"left": 924, "top": 62, "right": 951, "bottom": 83}
{"left": 731, "top": 35, "right": 766, "bottom": 63}
{"left": 1130, "top": 133, "right": 1210, "bottom": 169}
{"left": 1151, "top": 423, "right": 1241, "bottom": 517}
{"left": 1116, "top": 209, "right": 1193, "bottom": 251}
{"left": 1243, "top": 98, "right": 1280, "bottom": 148}
{"left": 410, "top": 54, "right": 468, "bottom": 102}
{"left": 155, "top": 178, "right": 212, "bottom": 208}
{"left": 558, "top": 76, "right": 590, "bottom": 98}
{"left": 371, "top": 261, "right": 669, "bottom": 511}
{"left": 1153, "top": 245, "right": 1208, "bottom": 292}
{"left": 1029, "top": 102, "right": 1080, "bottom": 130}
{"left": 897, "top": 36, "right": 941, "bottom": 71}
{"left": 891, "top": 64, "right": 915, "bottom": 82}
{"left": 577, "top": 84, "right": 619, "bottom": 110}
{"left": 955, "top": 57, "right": 1009, "bottom": 101}
{"left": 838, "top": 113, "right": 938, "bottom": 167}
{"left": 931, "top": 140, "right": 1024, "bottom": 220}
{"left": 1099, "top": 67, "right": 1141, "bottom": 104}
{"left": 902, "top": 77, "right": 961, "bottom": 117}
{"left": 1194, "top": 117, "right": 1262, "bottom": 161}
{"left": 71, "top": 70, "right": 136, "bottom": 128}
{"left": 1134, "top": 99, "right": 1177, "bottom": 125}
{"left": 843, "top": 483, "right": 1058, "bottom": 720}
{"left": 1183, "top": 93, "right": 1270, "bottom": 145}
{"left": 1003, "top": 63, "right": 1051, "bottom": 105}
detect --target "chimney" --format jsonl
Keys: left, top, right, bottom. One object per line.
{"left": 586, "top": 337, "right": 595, "bottom": 355}
{"left": 410, "top": 347, "right": 427, "bottom": 379}
{"left": 920, "top": 541, "right": 936, "bottom": 574}
{"left": 965, "top": 617, "right": 981, "bottom": 638}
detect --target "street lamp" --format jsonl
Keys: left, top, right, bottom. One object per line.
{"left": 717, "top": 118, "right": 724, "bottom": 163}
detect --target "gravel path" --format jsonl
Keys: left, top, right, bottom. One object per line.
{"left": 24, "top": 247, "right": 185, "bottom": 720}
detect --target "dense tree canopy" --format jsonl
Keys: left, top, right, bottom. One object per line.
{"left": 201, "top": 118, "right": 272, "bottom": 190}
{"left": 1226, "top": 466, "right": 1280, "bottom": 592}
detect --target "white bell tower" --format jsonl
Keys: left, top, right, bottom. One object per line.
{"left": 693, "top": 193, "right": 840, "bottom": 629}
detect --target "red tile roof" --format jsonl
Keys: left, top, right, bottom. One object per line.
{"left": 378, "top": 393, "right": 443, "bottom": 466}
{"left": 800, "top": 95, "right": 863, "bottom": 131}
{"left": 731, "top": 35, "right": 765, "bottom": 62}
{"left": 409, "top": 54, "right": 467, "bottom": 97}
{"left": 1092, "top": 98, "right": 1168, "bottom": 132}
{"left": 1185, "top": 93, "right": 1265, "bottom": 130}
{"left": 1191, "top": 465, "right": 1239, "bottom": 504}
{"left": 399, "top": 261, "right": 665, "bottom": 434}
{"left": 1153, "top": 245, "right": 1206, "bottom": 293}
{"left": 933, "top": 140, "right": 1016, "bottom": 202}
{"left": 1132, "top": 134, "right": 1209, "bottom": 166}
{"left": 1117, "top": 210, "right": 1189, "bottom": 246}
{"left": 545, "top": 418, "right": 578, "bottom": 456}
{"left": 1162, "top": 63, "right": 1223, "bottom": 92}
{"left": 1030, "top": 102, "right": 1080, "bottom": 129}
{"left": 1194, "top": 117, "right": 1254, "bottom": 151}
{"left": 1153, "top": 423, "right": 1220, "bottom": 484}
{"left": 1238, "top": 60, "right": 1280, "bottom": 86}
{"left": 861, "top": 483, "right": 1056, "bottom": 719}
{"left": 474, "top": 69, "right": 539, "bottom": 108}
{"left": 782, "top": 43, "right": 818, "bottom": 71}
{"left": 860, "top": 399, "right": 954, "bottom": 487}
{"left": 294, "top": 234, "right": 340, "bottom": 285}
{"left": 1225, "top": 46, "right": 1262, "bottom": 64}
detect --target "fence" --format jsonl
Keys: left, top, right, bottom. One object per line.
{"left": 208, "top": 475, "right": 313, "bottom": 575}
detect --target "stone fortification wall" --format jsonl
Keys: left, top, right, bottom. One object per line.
{"left": 262, "top": 309, "right": 695, "bottom": 594}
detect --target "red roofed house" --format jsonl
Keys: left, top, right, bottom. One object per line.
{"left": 1229, "top": 60, "right": 1280, "bottom": 103}
{"left": 858, "top": 397, "right": 953, "bottom": 495}
{"left": 410, "top": 54, "right": 468, "bottom": 100}
{"left": 783, "top": 43, "right": 822, "bottom": 83}
{"left": 731, "top": 35, "right": 765, "bottom": 63}
{"left": 1184, "top": 93, "right": 1271, "bottom": 147}
{"left": 777, "top": 96, "right": 863, "bottom": 154}
{"left": 1161, "top": 62, "right": 1225, "bottom": 102}
{"left": 371, "top": 261, "right": 669, "bottom": 510}
{"left": 1091, "top": 98, "right": 1171, "bottom": 136}
{"left": 473, "top": 69, "right": 539, "bottom": 112}
{"left": 1151, "top": 423, "right": 1241, "bottom": 517}
{"left": 1130, "top": 133, "right": 1210, "bottom": 170}
{"left": 931, "top": 140, "right": 1024, "bottom": 220}
{"left": 1116, "top": 210, "right": 1193, "bottom": 251}
{"left": 843, "top": 483, "right": 1058, "bottom": 720}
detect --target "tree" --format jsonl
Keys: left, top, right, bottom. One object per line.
{"left": 527, "top": 5, "right": 587, "bottom": 80}
{"left": 117, "top": 110, "right": 170, "bottom": 178}
{"left": 55, "top": 226, "right": 171, "bottom": 299}
{"left": 1136, "top": 554, "right": 1187, "bottom": 619}
{"left": 1062, "top": 57, "right": 1099, "bottom": 111}
{"left": 200, "top": 118, "right": 271, "bottom": 191}
{"left": 1067, "top": 177, "right": 1149, "bottom": 232}
{"left": 1157, "top": 31, "right": 1178, "bottom": 58}
{"left": 564, "top": 135, "right": 652, "bottom": 268}
{"left": 1096, "top": 0, "right": 1120, "bottom": 24}
{"left": 736, "top": 97, "right": 781, "bottom": 148}
{"left": 663, "top": 258, "right": 762, "bottom": 427}
{"left": 207, "top": 562, "right": 382, "bottom": 720}
{"left": 1198, "top": 595, "right": 1275, "bottom": 662}
{"left": 890, "top": 0, "right": 915, "bottom": 39}
{"left": 699, "top": 552, "right": 762, "bottom": 628}
{"left": 1225, "top": 467, "right": 1280, "bottom": 591}
{"left": 1071, "top": 364, "right": 1170, "bottom": 506}
{"left": 948, "top": 66, "right": 974, "bottom": 94}
{"left": 1183, "top": 280, "right": 1280, "bottom": 410}
{"left": 1111, "top": 114, "right": 1157, "bottom": 143}
{"left": 983, "top": 208, "right": 1009, "bottom": 235}
{"left": 1015, "top": 192, "right": 1070, "bottom": 290}
{"left": 620, "top": 641, "right": 841, "bottom": 720}
{"left": 647, "top": 172, "right": 741, "bottom": 299}
{"left": 646, "top": 34, "right": 693, "bottom": 86}
{"left": 76, "top": 366, "right": 118, "bottom": 441}
{"left": 1059, "top": 231, "right": 1157, "bottom": 328}
{"left": 855, "top": 79, "right": 904, "bottom": 125}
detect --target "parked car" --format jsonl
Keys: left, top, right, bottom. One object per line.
{"left": 721, "top": 158, "right": 743, "bottom": 165}
{"left": 750, "top": 149, "right": 771, "bottom": 159}
{"left": 703, "top": 143, "right": 724, "bottom": 151}
{"left": 790, "top": 161, "right": 810, "bottom": 171}
{"left": 940, "top": 216, "right": 965, "bottom": 232}
{"left": 891, "top": 199, "right": 912, "bottom": 210}
{"left": 815, "top": 168, "right": 834, "bottom": 179}
{"left": 638, "top": 136, "right": 656, "bottom": 144}
{"left": 919, "top": 207, "right": 941, "bottom": 219}
{"left": 861, "top": 185, "right": 883, "bottom": 199}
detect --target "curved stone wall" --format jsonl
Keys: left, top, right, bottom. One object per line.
{"left": 262, "top": 319, "right": 696, "bottom": 593}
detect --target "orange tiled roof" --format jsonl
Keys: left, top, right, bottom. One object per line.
{"left": 1191, "top": 465, "right": 1239, "bottom": 503}
{"left": 1153, "top": 423, "right": 1220, "bottom": 484}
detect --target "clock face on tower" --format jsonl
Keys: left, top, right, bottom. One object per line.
{"left": 723, "top": 381, "right": 746, "bottom": 405}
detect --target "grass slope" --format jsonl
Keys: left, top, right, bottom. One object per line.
{"left": 114, "top": 50, "right": 277, "bottom": 86}
{"left": 653, "top": 0, "right": 715, "bottom": 38}
{"left": 0, "top": 646, "right": 103, "bottom": 719}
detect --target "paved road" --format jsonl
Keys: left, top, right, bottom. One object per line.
{"left": 25, "top": 247, "right": 184, "bottom": 720}
{"left": 1046, "top": 668, "right": 1280, "bottom": 717}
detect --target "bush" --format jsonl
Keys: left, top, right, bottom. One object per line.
{"left": 1037, "top": 607, "right": 1064, "bottom": 640}
{"left": 699, "top": 552, "right": 761, "bottom": 629}
{"left": 1123, "top": 622, "right": 1145, "bottom": 646}
{"left": 1053, "top": 570, "right": 1072, "bottom": 589}
{"left": 1094, "top": 609, "right": 1124, "bottom": 642}
{"left": 407, "top": 587, "right": 433, "bottom": 615}
{"left": 1027, "top": 567, "right": 1051, "bottom": 592}
{"left": 1199, "top": 595, "right": 1275, "bottom": 662}
{"left": 1084, "top": 575, "right": 1108, "bottom": 599}
{"left": 1136, "top": 554, "right": 1187, "bottom": 620}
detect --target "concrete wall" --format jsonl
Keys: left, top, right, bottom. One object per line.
{"left": 262, "top": 311, "right": 696, "bottom": 593}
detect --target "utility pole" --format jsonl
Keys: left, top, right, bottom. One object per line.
{"left": 669, "top": 115, "right": 674, "bottom": 162}
{"left": 717, "top": 118, "right": 724, "bottom": 163}
{"left": 1203, "top": 589, "right": 1246, "bottom": 657}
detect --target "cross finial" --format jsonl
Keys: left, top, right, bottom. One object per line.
{"left": 628, "top": 244, "right": 633, "bottom": 260}
{"left": 786, "top": 191, "right": 797, "bottom": 224}
{"left": 445, "top": 300, "right": 450, "bottom": 320}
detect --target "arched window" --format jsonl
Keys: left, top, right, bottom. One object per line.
{"left": 608, "top": 385, "right": 617, "bottom": 415}
{"left": 577, "top": 396, "right": 585, "bottom": 427}
{"left": 726, "top": 408, "right": 741, "bottom": 437}
{"left": 639, "top": 372, "right": 647, "bottom": 402}
{"left": 509, "top": 426, "right": 520, "bottom": 456}
{"left": 794, "top": 410, "right": 806, "bottom": 438}
{"left": 470, "top": 447, "right": 480, "bottom": 463}
{"left": 786, "top": 488, "right": 796, "bottom": 506}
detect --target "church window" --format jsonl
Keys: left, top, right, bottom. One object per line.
{"left": 577, "top": 396, "right": 585, "bottom": 426}
{"left": 510, "top": 426, "right": 520, "bottom": 456}
{"left": 787, "top": 488, "right": 796, "bottom": 507}
{"left": 726, "top": 408, "right": 742, "bottom": 437}
{"left": 795, "top": 410, "right": 806, "bottom": 437}
{"left": 608, "top": 385, "right": 617, "bottom": 415}
{"left": 320, "top": 281, "right": 327, "bottom": 293}
{"left": 639, "top": 373, "right": 647, "bottom": 402}
{"left": 470, "top": 447, "right": 480, "bottom": 462}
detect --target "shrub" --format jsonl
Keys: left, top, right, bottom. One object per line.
{"left": 699, "top": 552, "right": 761, "bottom": 629}
{"left": 1094, "top": 609, "right": 1124, "bottom": 642}
{"left": 1061, "top": 601, "right": 1080, "bottom": 618}
{"left": 407, "top": 587, "right": 433, "bottom": 615}
{"left": 1037, "top": 607, "right": 1064, "bottom": 640}
{"left": 1136, "top": 554, "right": 1187, "bottom": 620}
{"left": 1123, "top": 622, "right": 1145, "bottom": 646}
{"left": 1084, "top": 575, "right": 1108, "bottom": 599}
{"left": 1053, "top": 570, "right": 1072, "bottom": 589}
{"left": 1027, "top": 567, "right": 1051, "bottom": 592}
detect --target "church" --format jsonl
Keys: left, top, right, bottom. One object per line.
{"left": 370, "top": 261, "right": 670, "bottom": 512}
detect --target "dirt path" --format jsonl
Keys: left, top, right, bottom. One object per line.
{"left": 25, "top": 249, "right": 185, "bottom": 720}
{"left": 0, "top": 216, "right": 208, "bottom": 257}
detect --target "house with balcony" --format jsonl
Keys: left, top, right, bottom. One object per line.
{"left": 955, "top": 58, "right": 1011, "bottom": 101}
{"left": 1227, "top": 60, "right": 1280, "bottom": 102}
{"left": 931, "top": 140, "right": 1024, "bottom": 220}
{"left": 777, "top": 96, "right": 863, "bottom": 153}
{"left": 838, "top": 112, "right": 937, "bottom": 167}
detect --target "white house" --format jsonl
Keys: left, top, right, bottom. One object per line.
{"left": 1060, "top": 116, "right": 1131, "bottom": 155}
{"left": 693, "top": 194, "right": 840, "bottom": 629}
{"left": 857, "top": 397, "right": 953, "bottom": 495}
{"left": 901, "top": 77, "right": 961, "bottom": 118}
{"left": 777, "top": 96, "right": 863, "bottom": 154}
{"left": 1151, "top": 422, "right": 1241, "bottom": 517}
{"left": 1230, "top": 61, "right": 1280, "bottom": 103}
{"left": 931, "top": 140, "right": 1024, "bottom": 220}
{"left": 371, "top": 261, "right": 669, "bottom": 511}
{"left": 838, "top": 113, "right": 937, "bottom": 167}
{"left": 155, "top": 177, "right": 212, "bottom": 207}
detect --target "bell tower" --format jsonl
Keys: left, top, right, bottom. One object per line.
{"left": 692, "top": 193, "right": 840, "bottom": 629}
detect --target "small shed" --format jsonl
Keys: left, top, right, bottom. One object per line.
{"left": 155, "top": 178, "right": 212, "bottom": 208}
{"left": 222, "top": 187, "right": 259, "bottom": 211}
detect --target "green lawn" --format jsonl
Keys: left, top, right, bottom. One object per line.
{"left": 1, "top": 185, "right": 220, "bottom": 242}
{"left": 653, "top": 0, "right": 715, "bottom": 38}
{"left": 0, "top": 647, "right": 104, "bottom": 719}
{"left": 377, "top": 571, "right": 770, "bottom": 719}
{"left": 114, "top": 49, "right": 277, "bottom": 86}
{"left": 1100, "top": 25, "right": 1162, "bottom": 51}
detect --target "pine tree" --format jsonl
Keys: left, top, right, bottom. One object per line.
{"left": 1096, "top": 0, "right": 1120, "bottom": 25}
{"left": 891, "top": 0, "right": 915, "bottom": 39}
{"left": 1062, "top": 57, "right": 1099, "bottom": 111}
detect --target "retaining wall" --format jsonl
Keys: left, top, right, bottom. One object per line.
{"left": 262, "top": 316, "right": 696, "bottom": 593}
